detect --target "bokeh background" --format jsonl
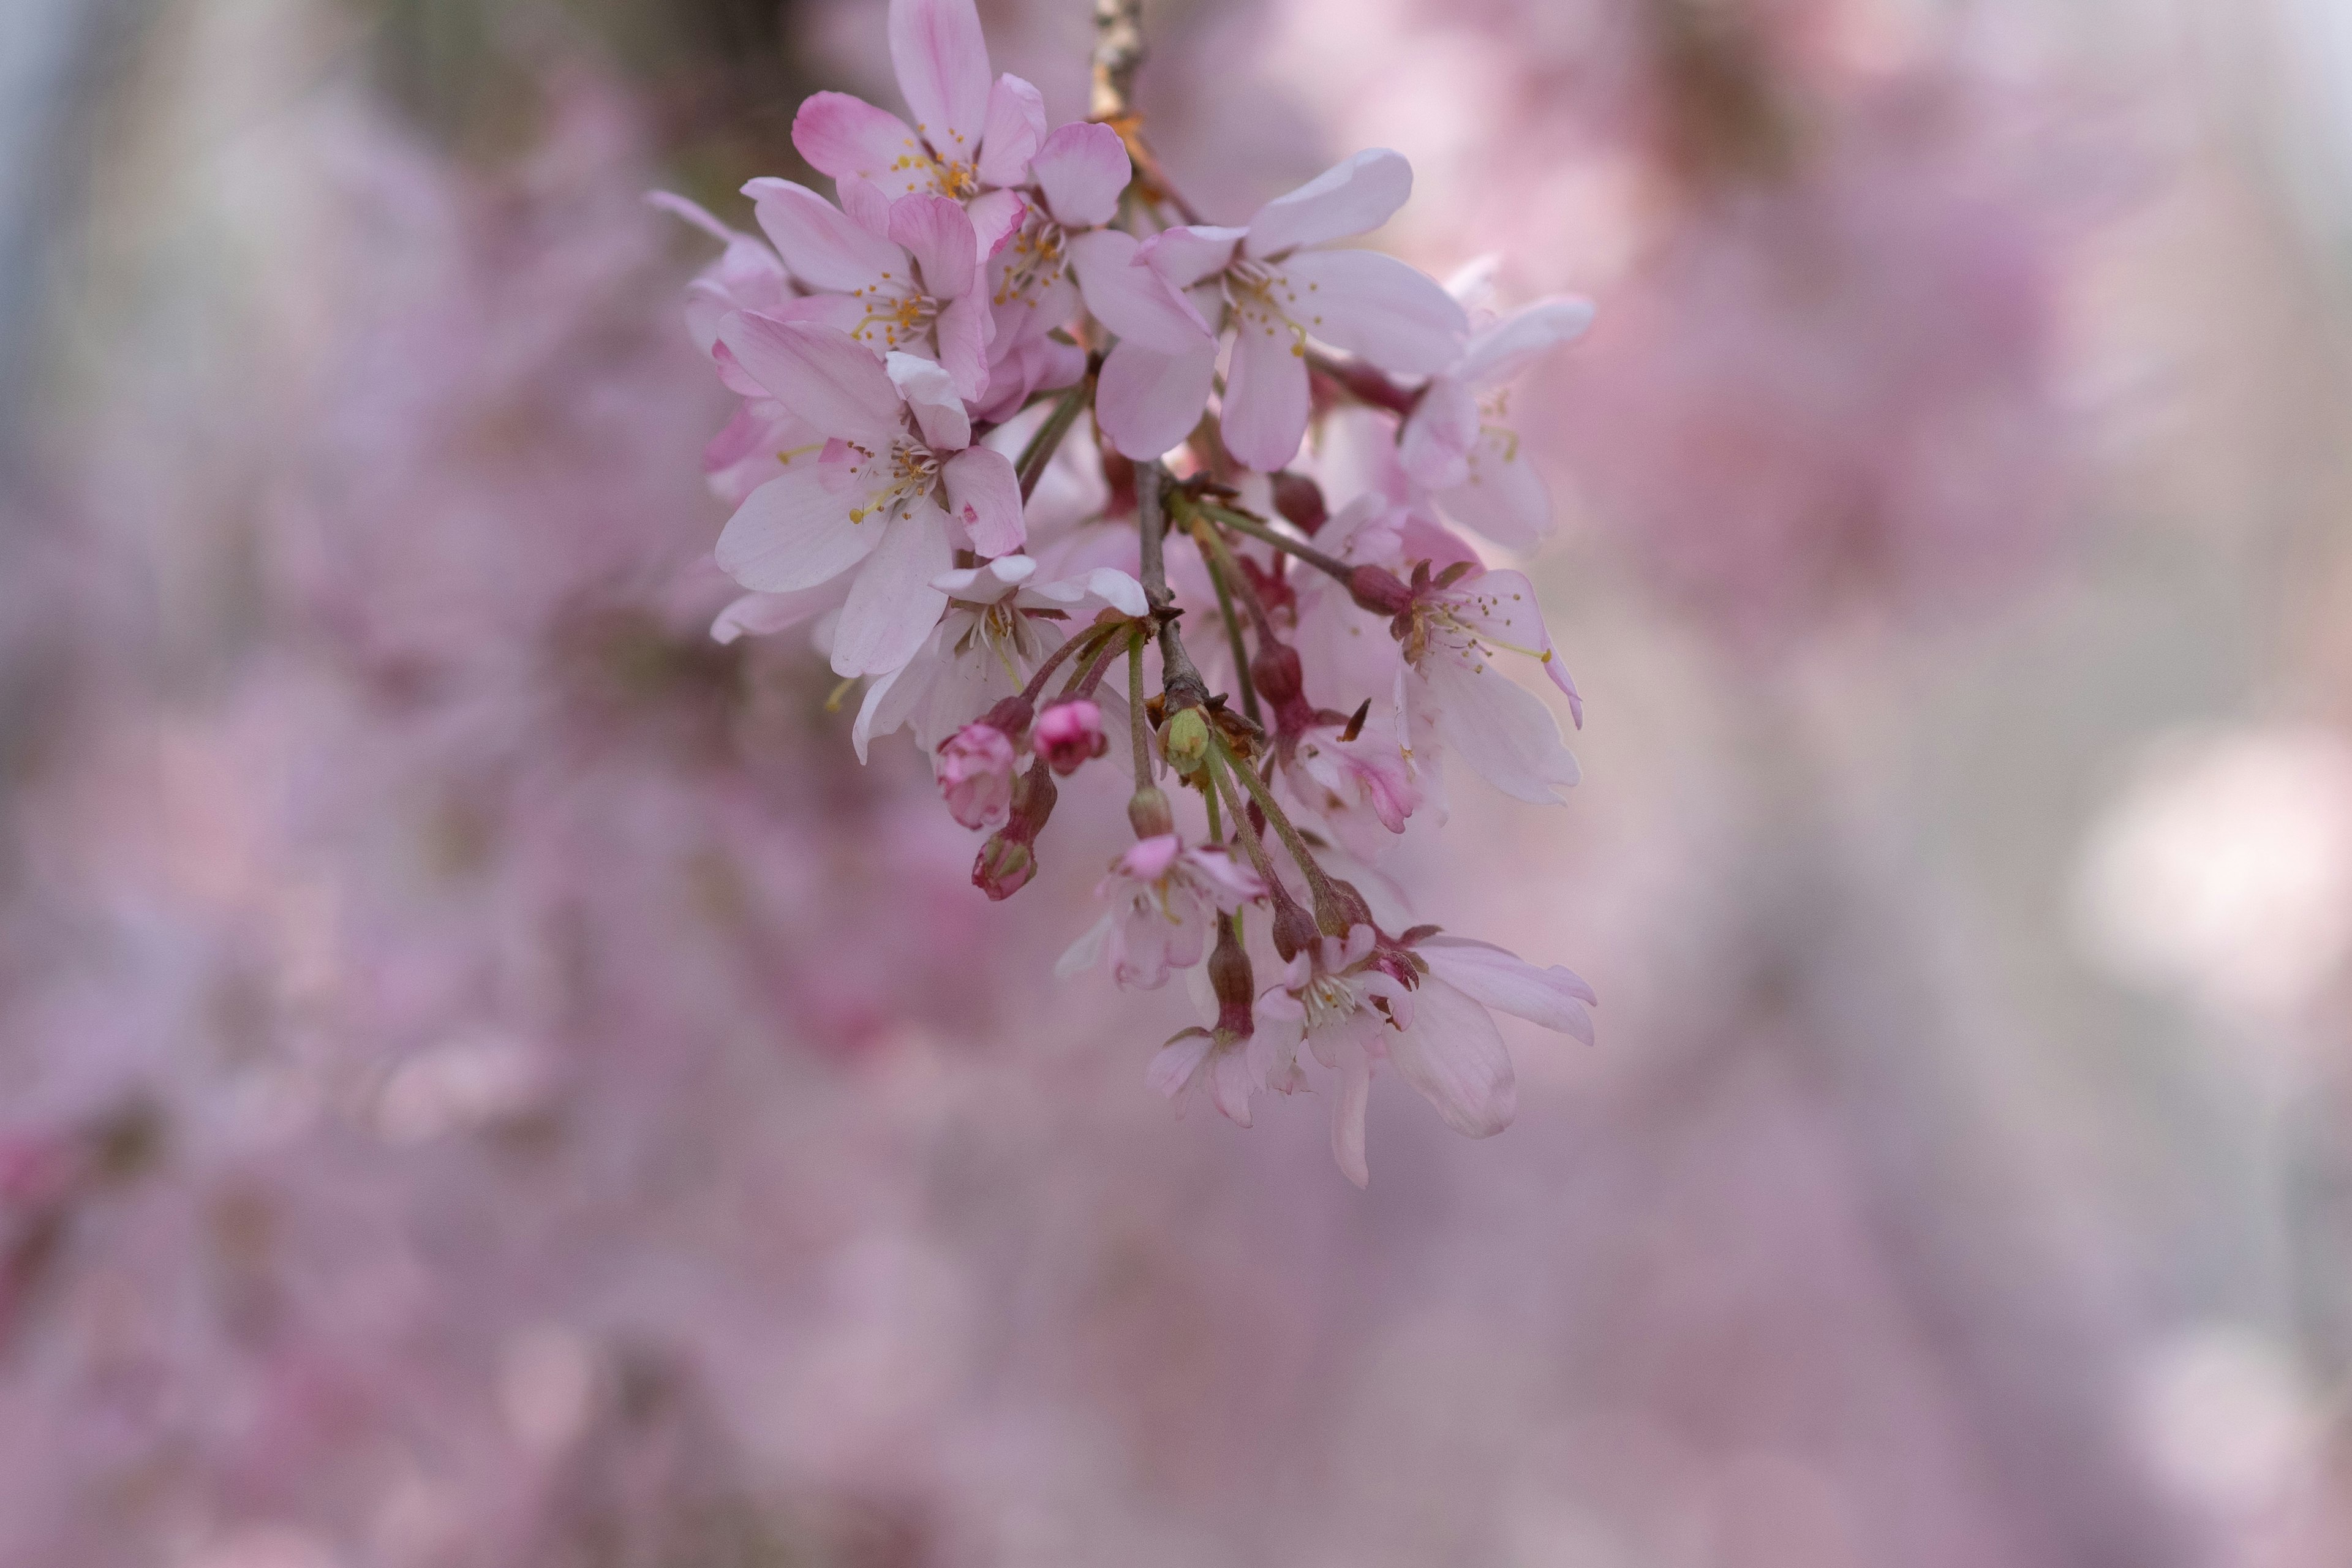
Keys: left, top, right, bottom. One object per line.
{"left": 4, "top": 0, "right": 2352, "bottom": 1562}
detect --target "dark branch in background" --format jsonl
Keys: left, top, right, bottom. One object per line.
{"left": 1090, "top": 0, "right": 1147, "bottom": 120}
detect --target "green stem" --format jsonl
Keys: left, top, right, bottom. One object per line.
{"left": 1182, "top": 499, "right": 1352, "bottom": 585}
{"left": 1204, "top": 742, "right": 1282, "bottom": 891}
{"left": 1126, "top": 628, "right": 1152, "bottom": 787}
{"left": 1214, "top": 734, "right": 1346, "bottom": 932}
{"left": 1196, "top": 532, "right": 1261, "bottom": 726}
{"left": 1016, "top": 380, "right": 1091, "bottom": 501}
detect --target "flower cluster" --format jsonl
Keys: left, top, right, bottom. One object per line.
{"left": 665, "top": 0, "right": 1597, "bottom": 1183}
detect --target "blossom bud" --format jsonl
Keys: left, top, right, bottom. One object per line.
{"left": 1348, "top": 565, "right": 1414, "bottom": 617}
{"left": 1268, "top": 889, "right": 1321, "bottom": 962}
{"left": 1270, "top": 471, "right": 1329, "bottom": 536}
{"left": 971, "top": 835, "right": 1036, "bottom": 900}
{"left": 937, "top": 723, "right": 1019, "bottom": 831}
{"left": 1033, "top": 698, "right": 1107, "bottom": 776}
{"left": 1162, "top": 706, "right": 1212, "bottom": 772}
{"left": 1128, "top": 786, "right": 1174, "bottom": 839}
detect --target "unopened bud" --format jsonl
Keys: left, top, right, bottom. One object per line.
{"left": 1324, "top": 877, "right": 1378, "bottom": 938}
{"left": 937, "top": 723, "right": 1019, "bottom": 831}
{"left": 1269, "top": 891, "right": 1320, "bottom": 962}
{"left": 1161, "top": 706, "right": 1212, "bottom": 772}
{"left": 1348, "top": 565, "right": 1414, "bottom": 617}
{"left": 972, "top": 835, "right": 1035, "bottom": 900}
{"left": 1033, "top": 698, "right": 1107, "bottom": 775}
{"left": 1127, "top": 785, "right": 1174, "bottom": 839}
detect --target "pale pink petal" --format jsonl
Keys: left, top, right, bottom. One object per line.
{"left": 885, "top": 351, "right": 970, "bottom": 450}
{"left": 974, "top": 74, "right": 1046, "bottom": 187}
{"left": 792, "top": 92, "right": 924, "bottom": 186}
{"left": 1139, "top": 224, "right": 1245, "bottom": 289}
{"left": 710, "top": 583, "right": 842, "bottom": 644}
{"left": 1457, "top": 296, "right": 1595, "bottom": 386}
{"left": 1068, "top": 230, "right": 1213, "bottom": 353}
{"left": 1056, "top": 912, "right": 1115, "bottom": 979}
{"left": 1332, "top": 1052, "right": 1373, "bottom": 1188}
{"left": 742, "top": 178, "right": 902, "bottom": 293}
{"left": 941, "top": 447, "right": 1025, "bottom": 557}
{"left": 1075, "top": 566, "right": 1148, "bottom": 618}
{"left": 1398, "top": 376, "right": 1478, "bottom": 491}
{"left": 888, "top": 0, "right": 992, "bottom": 151}
{"left": 886, "top": 194, "right": 978, "bottom": 301}
{"left": 1280, "top": 248, "right": 1466, "bottom": 374}
{"left": 1182, "top": 845, "right": 1265, "bottom": 906}
{"left": 1243, "top": 149, "right": 1412, "bottom": 259}
{"left": 851, "top": 635, "right": 938, "bottom": 761}
{"left": 716, "top": 314, "right": 904, "bottom": 444}
{"left": 1095, "top": 338, "right": 1216, "bottom": 460}
{"left": 715, "top": 462, "right": 878, "bottom": 593}
{"left": 1417, "top": 936, "right": 1596, "bottom": 1045}
{"left": 1220, "top": 316, "right": 1312, "bottom": 471}
{"left": 644, "top": 189, "right": 736, "bottom": 244}
{"left": 1030, "top": 121, "right": 1131, "bottom": 228}
{"left": 1450, "top": 570, "right": 1578, "bottom": 711}
{"left": 1206, "top": 1049, "right": 1256, "bottom": 1128}
{"left": 1438, "top": 435, "right": 1552, "bottom": 551}
{"left": 833, "top": 505, "right": 954, "bottom": 675}
{"left": 964, "top": 189, "right": 1027, "bottom": 259}
{"left": 933, "top": 290, "right": 994, "bottom": 402}
{"left": 1387, "top": 979, "right": 1516, "bottom": 1137}
{"left": 1145, "top": 1030, "right": 1213, "bottom": 1103}
{"left": 934, "top": 554, "right": 1035, "bottom": 599}
{"left": 1415, "top": 658, "right": 1580, "bottom": 805}
{"left": 838, "top": 174, "right": 894, "bottom": 238}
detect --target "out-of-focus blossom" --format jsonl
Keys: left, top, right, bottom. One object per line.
{"left": 1057, "top": 834, "right": 1265, "bottom": 991}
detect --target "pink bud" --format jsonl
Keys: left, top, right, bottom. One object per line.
{"left": 972, "top": 835, "right": 1036, "bottom": 900}
{"left": 937, "top": 723, "right": 1018, "bottom": 831}
{"left": 1033, "top": 699, "right": 1107, "bottom": 776}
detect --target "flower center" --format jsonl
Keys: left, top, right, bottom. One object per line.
{"left": 1223, "top": 260, "right": 1311, "bottom": 360}
{"left": 846, "top": 279, "right": 941, "bottom": 353}
{"left": 993, "top": 217, "right": 1068, "bottom": 308}
{"left": 1300, "top": 971, "right": 1361, "bottom": 1035}
{"left": 848, "top": 438, "right": 941, "bottom": 525}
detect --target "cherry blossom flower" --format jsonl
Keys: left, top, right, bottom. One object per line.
{"left": 743, "top": 181, "right": 997, "bottom": 398}
{"left": 1259, "top": 924, "right": 1594, "bottom": 1186}
{"left": 1092, "top": 149, "right": 1468, "bottom": 469}
{"left": 711, "top": 316, "right": 1023, "bottom": 676}
{"left": 1399, "top": 288, "right": 1596, "bottom": 549}
{"left": 972, "top": 122, "right": 1134, "bottom": 421}
{"left": 851, "top": 553, "right": 1145, "bottom": 761}
{"left": 1057, "top": 835, "right": 1267, "bottom": 992}
{"left": 937, "top": 722, "right": 1020, "bottom": 829}
{"left": 791, "top": 0, "right": 1045, "bottom": 258}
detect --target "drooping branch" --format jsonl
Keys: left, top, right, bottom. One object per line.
{"left": 1137, "top": 459, "right": 1209, "bottom": 709}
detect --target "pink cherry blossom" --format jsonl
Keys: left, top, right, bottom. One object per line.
{"left": 793, "top": 0, "right": 1046, "bottom": 257}
{"left": 1032, "top": 698, "right": 1107, "bottom": 775}
{"left": 1142, "top": 151, "right": 1468, "bottom": 468}
{"left": 711, "top": 315, "right": 1023, "bottom": 676}
{"left": 1057, "top": 835, "right": 1267, "bottom": 992}
{"left": 937, "top": 722, "right": 1019, "bottom": 829}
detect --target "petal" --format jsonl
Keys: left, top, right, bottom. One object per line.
{"left": 974, "top": 74, "right": 1047, "bottom": 187}
{"left": 1332, "top": 1052, "right": 1373, "bottom": 1188}
{"left": 1078, "top": 566, "right": 1148, "bottom": 618}
{"left": 888, "top": 0, "right": 992, "bottom": 151}
{"left": 1207, "top": 1049, "right": 1256, "bottom": 1128}
{"left": 1438, "top": 433, "right": 1552, "bottom": 550}
{"left": 833, "top": 507, "right": 954, "bottom": 675}
{"left": 1244, "top": 149, "right": 1412, "bottom": 259}
{"left": 1139, "top": 225, "right": 1246, "bottom": 290}
{"left": 1220, "top": 314, "right": 1311, "bottom": 471}
{"left": 1457, "top": 296, "right": 1595, "bottom": 386}
{"left": 838, "top": 174, "right": 894, "bottom": 238}
{"left": 1030, "top": 121, "right": 1132, "bottom": 228}
{"left": 934, "top": 291, "right": 994, "bottom": 402}
{"left": 1398, "top": 376, "right": 1478, "bottom": 491}
{"left": 1387, "top": 979, "right": 1516, "bottom": 1137}
{"left": 942, "top": 447, "right": 1025, "bottom": 557}
{"left": 717, "top": 314, "right": 905, "bottom": 445}
{"left": 1069, "top": 229, "right": 1214, "bottom": 353}
{"left": 1095, "top": 338, "right": 1217, "bottom": 461}
{"left": 1415, "top": 660, "right": 1580, "bottom": 805}
{"left": 935, "top": 553, "right": 1036, "bottom": 598}
{"left": 715, "top": 463, "right": 880, "bottom": 594}
{"left": 1417, "top": 936, "right": 1596, "bottom": 1045}
{"left": 965, "top": 189, "right": 1028, "bottom": 259}
{"left": 1057, "top": 911, "right": 1116, "bottom": 979}
{"left": 886, "top": 351, "right": 970, "bottom": 450}
{"left": 742, "top": 178, "right": 902, "bottom": 293}
{"left": 1144, "top": 1029, "right": 1213, "bottom": 1101}
{"left": 886, "top": 194, "right": 979, "bottom": 301}
{"left": 710, "top": 583, "right": 841, "bottom": 644}
{"left": 1281, "top": 248, "right": 1466, "bottom": 374}
{"left": 851, "top": 628, "right": 940, "bottom": 761}
{"left": 791, "top": 93, "right": 925, "bottom": 187}
{"left": 1450, "top": 570, "right": 1577, "bottom": 712}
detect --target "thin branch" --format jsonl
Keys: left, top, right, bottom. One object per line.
{"left": 1015, "top": 378, "right": 1092, "bottom": 501}
{"left": 1137, "top": 459, "right": 1209, "bottom": 708}
{"left": 1090, "top": 0, "right": 1147, "bottom": 120}
{"left": 1188, "top": 499, "right": 1355, "bottom": 585}
{"left": 1198, "top": 537, "right": 1261, "bottom": 726}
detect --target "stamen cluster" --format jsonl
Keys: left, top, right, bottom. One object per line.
{"left": 663, "top": 0, "right": 1598, "bottom": 1183}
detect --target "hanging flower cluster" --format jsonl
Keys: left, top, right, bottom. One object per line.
{"left": 662, "top": 0, "right": 1596, "bottom": 1183}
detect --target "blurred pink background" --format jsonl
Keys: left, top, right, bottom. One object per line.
{"left": 4, "top": 0, "right": 2351, "bottom": 1562}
